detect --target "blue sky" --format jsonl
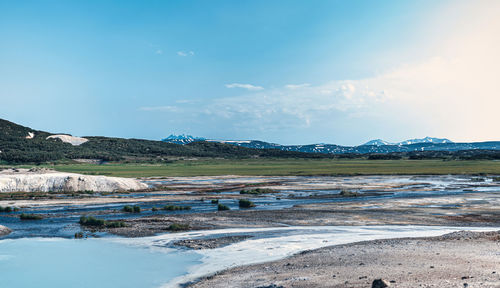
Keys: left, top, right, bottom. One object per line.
{"left": 1, "top": 0, "right": 498, "bottom": 145}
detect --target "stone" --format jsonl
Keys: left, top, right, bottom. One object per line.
{"left": 372, "top": 279, "right": 390, "bottom": 288}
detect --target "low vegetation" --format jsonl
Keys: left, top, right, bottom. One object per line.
{"left": 19, "top": 213, "right": 43, "bottom": 220}
{"left": 0, "top": 206, "right": 15, "bottom": 213}
{"left": 166, "top": 223, "right": 190, "bottom": 231}
{"left": 122, "top": 205, "right": 141, "bottom": 213}
{"left": 339, "top": 189, "right": 360, "bottom": 197}
{"left": 238, "top": 199, "right": 256, "bottom": 208}
{"left": 217, "top": 204, "right": 230, "bottom": 211}
{"left": 79, "top": 216, "right": 126, "bottom": 228}
{"left": 163, "top": 205, "right": 191, "bottom": 211}
{"left": 45, "top": 158, "right": 500, "bottom": 178}
{"left": 240, "top": 188, "right": 276, "bottom": 195}
{"left": 211, "top": 199, "right": 219, "bottom": 204}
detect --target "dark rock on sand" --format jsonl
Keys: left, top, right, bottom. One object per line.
{"left": 372, "top": 279, "right": 390, "bottom": 288}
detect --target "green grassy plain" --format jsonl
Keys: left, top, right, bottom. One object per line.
{"left": 31, "top": 159, "right": 500, "bottom": 177}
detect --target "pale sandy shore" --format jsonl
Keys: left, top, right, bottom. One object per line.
{"left": 190, "top": 230, "right": 500, "bottom": 288}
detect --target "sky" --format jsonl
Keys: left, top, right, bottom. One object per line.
{"left": 0, "top": 0, "right": 499, "bottom": 145}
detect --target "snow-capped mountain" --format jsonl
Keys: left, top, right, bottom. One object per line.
{"left": 161, "top": 134, "right": 205, "bottom": 145}
{"left": 396, "top": 137, "right": 453, "bottom": 145}
{"left": 162, "top": 134, "right": 500, "bottom": 154}
{"left": 362, "top": 139, "right": 394, "bottom": 146}
{"left": 363, "top": 137, "right": 453, "bottom": 146}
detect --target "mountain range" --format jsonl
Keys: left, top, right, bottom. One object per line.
{"left": 162, "top": 135, "right": 500, "bottom": 154}
{"left": 362, "top": 137, "right": 453, "bottom": 146}
{"left": 1, "top": 118, "right": 499, "bottom": 165}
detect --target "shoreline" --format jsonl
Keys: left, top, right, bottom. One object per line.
{"left": 187, "top": 230, "right": 500, "bottom": 288}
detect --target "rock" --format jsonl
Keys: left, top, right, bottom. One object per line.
{"left": 372, "top": 279, "right": 390, "bottom": 288}
{"left": 0, "top": 225, "right": 11, "bottom": 237}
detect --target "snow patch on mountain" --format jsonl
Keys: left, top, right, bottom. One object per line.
{"left": 397, "top": 137, "right": 453, "bottom": 145}
{"left": 162, "top": 134, "right": 205, "bottom": 144}
{"left": 46, "top": 135, "right": 88, "bottom": 146}
{"left": 362, "top": 139, "right": 394, "bottom": 146}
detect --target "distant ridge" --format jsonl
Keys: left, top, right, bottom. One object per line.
{"left": 162, "top": 134, "right": 500, "bottom": 154}
{"left": 362, "top": 137, "right": 453, "bottom": 146}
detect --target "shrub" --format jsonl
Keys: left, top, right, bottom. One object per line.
{"left": 211, "top": 199, "right": 219, "bottom": 204}
{"left": 123, "top": 205, "right": 141, "bottom": 213}
{"left": 20, "top": 213, "right": 43, "bottom": 220}
{"left": 240, "top": 188, "right": 276, "bottom": 195}
{"left": 79, "top": 216, "right": 125, "bottom": 228}
{"left": 217, "top": 204, "right": 230, "bottom": 211}
{"left": 151, "top": 207, "right": 159, "bottom": 212}
{"left": 0, "top": 206, "right": 13, "bottom": 213}
{"left": 122, "top": 205, "right": 133, "bottom": 213}
{"left": 105, "top": 221, "right": 126, "bottom": 228}
{"left": 163, "top": 205, "right": 191, "bottom": 211}
{"left": 238, "top": 199, "right": 256, "bottom": 208}
{"left": 339, "top": 189, "right": 359, "bottom": 197}
{"left": 79, "top": 216, "right": 105, "bottom": 227}
{"left": 167, "top": 223, "right": 190, "bottom": 231}
{"left": 133, "top": 205, "right": 141, "bottom": 213}
{"left": 74, "top": 232, "right": 84, "bottom": 239}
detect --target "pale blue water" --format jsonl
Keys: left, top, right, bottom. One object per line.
{"left": 0, "top": 238, "right": 201, "bottom": 288}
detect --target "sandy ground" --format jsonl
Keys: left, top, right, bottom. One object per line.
{"left": 190, "top": 231, "right": 500, "bottom": 288}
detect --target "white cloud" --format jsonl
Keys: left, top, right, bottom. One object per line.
{"left": 225, "top": 83, "right": 264, "bottom": 91}
{"left": 155, "top": 49, "right": 163, "bottom": 55}
{"left": 139, "top": 105, "right": 180, "bottom": 112}
{"left": 177, "top": 51, "right": 195, "bottom": 57}
{"left": 285, "top": 83, "right": 310, "bottom": 90}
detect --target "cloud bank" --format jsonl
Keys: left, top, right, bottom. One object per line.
{"left": 225, "top": 83, "right": 264, "bottom": 91}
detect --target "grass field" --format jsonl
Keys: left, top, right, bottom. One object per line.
{"left": 23, "top": 159, "right": 500, "bottom": 177}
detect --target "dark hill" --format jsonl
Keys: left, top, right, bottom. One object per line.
{"left": 0, "top": 119, "right": 328, "bottom": 164}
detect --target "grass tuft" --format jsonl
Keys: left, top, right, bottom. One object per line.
{"left": 20, "top": 213, "right": 43, "bottom": 220}
{"left": 238, "top": 199, "right": 256, "bottom": 208}
{"left": 217, "top": 204, "right": 230, "bottom": 211}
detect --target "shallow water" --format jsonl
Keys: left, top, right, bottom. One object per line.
{"left": 0, "top": 237, "right": 201, "bottom": 288}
